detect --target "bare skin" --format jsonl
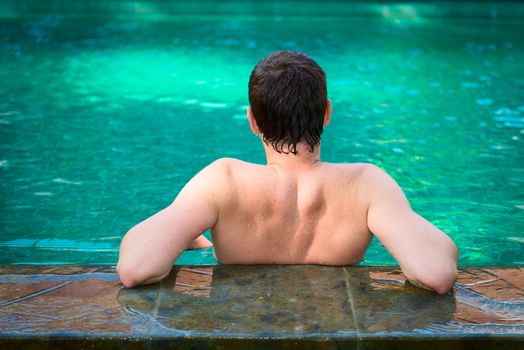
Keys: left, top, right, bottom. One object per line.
{"left": 118, "top": 102, "right": 458, "bottom": 294}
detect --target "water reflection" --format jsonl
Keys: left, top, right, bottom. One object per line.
{"left": 118, "top": 266, "right": 455, "bottom": 335}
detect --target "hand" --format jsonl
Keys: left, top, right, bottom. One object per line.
{"left": 188, "top": 235, "right": 213, "bottom": 250}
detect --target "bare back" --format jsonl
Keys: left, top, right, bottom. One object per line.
{"left": 118, "top": 157, "right": 457, "bottom": 293}
{"left": 211, "top": 159, "right": 372, "bottom": 265}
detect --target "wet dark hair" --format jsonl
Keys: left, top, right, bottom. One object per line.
{"left": 248, "top": 51, "right": 327, "bottom": 154}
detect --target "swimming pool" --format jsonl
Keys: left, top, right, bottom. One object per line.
{"left": 1, "top": 1, "right": 523, "bottom": 265}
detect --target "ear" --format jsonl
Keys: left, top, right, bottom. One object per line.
{"left": 323, "top": 99, "right": 332, "bottom": 127}
{"left": 247, "top": 106, "right": 261, "bottom": 135}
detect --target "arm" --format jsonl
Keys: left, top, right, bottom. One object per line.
{"left": 364, "top": 165, "right": 458, "bottom": 294}
{"left": 188, "top": 235, "right": 213, "bottom": 249}
{"left": 117, "top": 160, "right": 228, "bottom": 288}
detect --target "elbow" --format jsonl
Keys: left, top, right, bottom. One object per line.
{"left": 116, "top": 259, "right": 171, "bottom": 288}
{"left": 433, "top": 242, "right": 458, "bottom": 294}
{"left": 116, "top": 262, "right": 140, "bottom": 288}
{"left": 410, "top": 264, "right": 458, "bottom": 295}
{"left": 116, "top": 227, "right": 176, "bottom": 288}
{"left": 117, "top": 237, "right": 141, "bottom": 288}
{"left": 429, "top": 270, "right": 457, "bottom": 295}
{"left": 430, "top": 268, "right": 457, "bottom": 295}
{"left": 426, "top": 240, "right": 459, "bottom": 295}
{"left": 406, "top": 251, "right": 458, "bottom": 294}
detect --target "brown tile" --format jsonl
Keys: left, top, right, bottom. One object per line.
{"left": 485, "top": 268, "right": 524, "bottom": 290}
{"left": 0, "top": 265, "right": 523, "bottom": 346}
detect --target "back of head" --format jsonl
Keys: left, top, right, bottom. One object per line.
{"left": 248, "top": 51, "right": 327, "bottom": 155}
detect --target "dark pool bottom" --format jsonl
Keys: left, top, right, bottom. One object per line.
{"left": 0, "top": 265, "right": 522, "bottom": 349}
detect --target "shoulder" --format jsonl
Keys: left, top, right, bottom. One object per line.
{"left": 202, "top": 158, "right": 234, "bottom": 174}
{"left": 327, "top": 162, "right": 406, "bottom": 204}
{"left": 194, "top": 157, "right": 259, "bottom": 192}
{"left": 202, "top": 157, "right": 256, "bottom": 177}
{"left": 190, "top": 158, "right": 237, "bottom": 187}
{"left": 324, "top": 162, "right": 384, "bottom": 183}
{"left": 175, "top": 159, "right": 238, "bottom": 207}
{"left": 356, "top": 163, "right": 409, "bottom": 208}
{"left": 357, "top": 163, "right": 393, "bottom": 183}
{"left": 328, "top": 162, "right": 394, "bottom": 181}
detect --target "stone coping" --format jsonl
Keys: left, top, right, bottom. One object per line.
{"left": 0, "top": 265, "right": 523, "bottom": 349}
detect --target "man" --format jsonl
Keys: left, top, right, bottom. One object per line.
{"left": 117, "top": 51, "right": 458, "bottom": 294}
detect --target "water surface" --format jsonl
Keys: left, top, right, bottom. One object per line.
{"left": 1, "top": 8, "right": 523, "bottom": 265}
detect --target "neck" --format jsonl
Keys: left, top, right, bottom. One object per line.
{"left": 263, "top": 141, "right": 321, "bottom": 170}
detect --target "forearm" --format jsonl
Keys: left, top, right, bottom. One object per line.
{"left": 117, "top": 232, "right": 210, "bottom": 288}
{"left": 116, "top": 260, "right": 171, "bottom": 288}
{"left": 116, "top": 163, "right": 222, "bottom": 288}
{"left": 402, "top": 235, "right": 458, "bottom": 295}
{"left": 117, "top": 261, "right": 173, "bottom": 288}
{"left": 364, "top": 165, "right": 459, "bottom": 295}
{"left": 370, "top": 207, "right": 458, "bottom": 294}
{"left": 406, "top": 264, "right": 457, "bottom": 294}
{"left": 116, "top": 223, "right": 181, "bottom": 288}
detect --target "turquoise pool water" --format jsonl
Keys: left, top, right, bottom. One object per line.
{"left": 1, "top": 2, "right": 523, "bottom": 265}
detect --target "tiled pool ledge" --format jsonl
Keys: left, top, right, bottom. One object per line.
{"left": 0, "top": 265, "right": 522, "bottom": 349}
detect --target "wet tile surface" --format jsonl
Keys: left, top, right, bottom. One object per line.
{"left": 0, "top": 265, "right": 523, "bottom": 349}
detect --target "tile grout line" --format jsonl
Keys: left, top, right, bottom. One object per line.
{"left": 342, "top": 267, "right": 360, "bottom": 336}
{"left": 0, "top": 281, "right": 72, "bottom": 307}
